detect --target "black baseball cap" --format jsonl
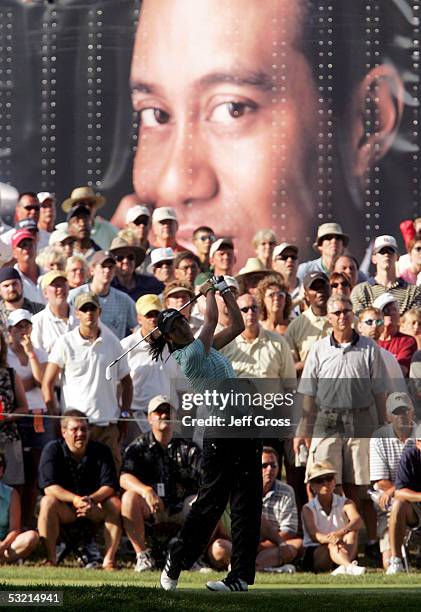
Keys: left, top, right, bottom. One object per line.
{"left": 303, "top": 271, "right": 329, "bottom": 290}
{"left": 157, "top": 308, "right": 185, "bottom": 334}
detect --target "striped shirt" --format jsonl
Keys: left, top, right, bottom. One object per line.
{"left": 263, "top": 480, "right": 298, "bottom": 534}
{"left": 351, "top": 278, "right": 421, "bottom": 316}
{"left": 369, "top": 423, "right": 416, "bottom": 482}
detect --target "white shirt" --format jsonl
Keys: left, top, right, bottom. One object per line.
{"left": 49, "top": 325, "right": 130, "bottom": 425}
{"left": 31, "top": 304, "right": 78, "bottom": 354}
{"left": 120, "top": 330, "right": 188, "bottom": 413}
{"left": 7, "top": 346, "right": 48, "bottom": 412}
{"left": 303, "top": 493, "right": 348, "bottom": 547}
{"left": 14, "top": 265, "right": 45, "bottom": 304}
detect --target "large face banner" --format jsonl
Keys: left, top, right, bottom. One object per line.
{"left": 0, "top": 0, "right": 420, "bottom": 263}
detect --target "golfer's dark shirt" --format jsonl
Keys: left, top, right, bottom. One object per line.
{"left": 39, "top": 438, "right": 118, "bottom": 495}
{"left": 121, "top": 431, "right": 201, "bottom": 513}
{"left": 395, "top": 445, "right": 421, "bottom": 492}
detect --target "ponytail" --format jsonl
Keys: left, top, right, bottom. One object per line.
{"left": 149, "top": 334, "right": 171, "bottom": 362}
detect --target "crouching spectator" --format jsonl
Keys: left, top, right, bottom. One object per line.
{"left": 386, "top": 423, "right": 421, "bottom": 574}
{"left": 120, "top": 395, "right": 201, "bottom": 572}
{"left": 302, "top": 462, "right": 366, "bottom": 575}
{"left": 207, "top": 447, "right": 303, "bottom": 572}
{"left": 0, "top": 451, "right": 38, "bottom": 563}
{"left": 37, "top": 410, "right": 121, "bottom": 569}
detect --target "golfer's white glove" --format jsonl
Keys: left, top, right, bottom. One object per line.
{"left": 213, "top": 276, "right": 230, "bottom": 294}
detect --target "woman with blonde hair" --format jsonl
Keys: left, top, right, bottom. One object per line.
{"left": 255, "top": 274, "right": 292, "bottom": 335}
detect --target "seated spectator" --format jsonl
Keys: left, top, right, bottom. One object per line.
{"left": 0, "top": 451, "right": 39, "bottom": 564}
{"left": 400, "top": 307, "right": 421, "bottom": 350}
{"left": 302, "top": 462, "right": 365, "bottom": 575}
{"left": 191, "top": 226, "right": 215, "bottom": 273}
{"left": 0, "top": 330, "right": 28, "bottom": 487}
{"left": 120, "top": 395, "right": 201, "bottom": 571}
{"left": 65, "top": 255, "right": 89, "bottom": 290}
{"left": 110, "top": 236, "right": 163, "bottom": 301}
{"left": 68, "top": 250, "right": 137, "bottom": 340}
{"left": 6, "top": 309, "right": 50, "bottom": 527}
{"left": 209, "top": 238, "right": 236, "bottom": 277}
{"left": 12, "top": 230, "right": 45, "bottom": 304}
{"left": 272, "top": 243, "right": 301, "bottom": 312}
{"left": 36, "top": 246, "right": 66, "bottom": 273}
{"left": 351, "top": 235, "right": 421, "bottom": 315}
{"left": 147, "top": 247, "right": 176, "bottom": 285}
{"left": 369, "top": 392, "right": 417, "bottom": 570}
{"left": 31, "top": 271, "right": 78, "bottom": 355}
{"left": 174, "top": 251, "right": 201, "bottom": 287}
{"left": 329, "top": 272, "right": 352, "bottom": 298}
{"left": 358, "top": 306, "right": 406, "bottom": 392}
{"left": 297, "top": 223, "right": 348, "bottom": 284}
{"left": 207, "top": 447, "right": 302, "bottom": 573}
{"left": 374, "top": 293, "right": 417, "bottom": 377}
{"left": 386, "top": 423, "right": 421, "bottom": 574}
{"left": 252, "top": 229, "right": 277, "bottom": 270}
{"left": 61, "top": 186, "right": 117, "bottom": 250}
{"left": 399, "top": 236, "right": 421, "bottom": 285}
{"left": 255, "top": 273, "right": 292, "bottom": 335}
{"left": 0, "top": 268, "right": 44, "bottom": 334}
{"left": 37, "top": 409, "right": 121, "bottom": 568}
{"left": 42, "top": 292, "right": 133, "bottom": 469}
{"left": 236, "top": 258, "right": 271, "bottom": 295}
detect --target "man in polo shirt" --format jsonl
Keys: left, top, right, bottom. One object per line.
{"left": 120, "top": 294, "right": 185, "bottom": 443}
{"left": 31, "top": 270, "right": 78, "bottom": 355}
{"left": 148, "top": 247, "right": 176, "bottom": 285}
{"left": 120, "top": 395, "right": 201, "bottom": 572}
{"left": 151, "top": 206, "right": 186, "bottom": 253}
{"left": 0, "top": 267, "right": 44, "bottom": 334}
{"left": 297, "top": 223, "right": 348, "bottom": 284}
{"left": 68, "top": 250, "right": 137, "bottom": 340}
{"left": 373, "top": 293, "right": 417, "bottom": 377}
{"left": 110, "top": 236, "right": 163, "bottom": 301}
{"left": 284, "top": 272, "right": 332, "bottom": 375}
{"left": 174, "top": 251, "right": 201, "bottom": 287}
{"left": 37, "top": 409, "right": 121, "bottom": 568}
{"left": 369, "top": 393, "right": 416, "bottom": 570}
{"left": 192, "top": 226, "right": 215, "bottom": 273}
{"left": 296, "top": 294, "right": 387, "bottom": 505}
{"left": 42, "top": 291, "right": 133, "bottom": 469}
{"left": 387, "top": 422, "right": 421, "bottom": 574}
{"left": 12, "top": 230, "right": 45, "bottom": 304}
{"left": 351, "top": 235, "right": 421, "bottom": 315}
{"left": 272, "top": 243, "right": 300, "bottom": 310}
{"left": 209, "top": 238, "right": 236, "bottom": 277}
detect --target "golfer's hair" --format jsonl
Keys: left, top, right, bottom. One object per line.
{"left": 149, "top": 334, "right": 171, "bottom": 362}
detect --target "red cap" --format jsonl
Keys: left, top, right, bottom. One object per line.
{"left": 12, "top": 230, "right": 35, "bottom": 249}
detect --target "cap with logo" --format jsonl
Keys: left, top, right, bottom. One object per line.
{"left": 147, "top": 247, "right": 175, "bottom": 273}
{"left": 12, "top": 230, "right": 35, "bottom": 249}
{"left": 7, "top": 309, "right": 32, "bottom": 327}
{"left": 372, "top": 292, "right": 398, "bottom": 312}
{"left": 152, "top": 207, "right": 178, "bottom": 224}
{"left": 41, "top": 270, "right": 67, "bottom": 290}
{"left": 273, "top": 243, "right": 298, "bottom": 260}
{"left": 373, "top": 235, "right": 399, "bottom": 254}
{"left": 157, "top": 308, "right": 184, "bottom": 334}
{"left": 136, "top": 294, "right": 162, "bottom": 316}
{"left": 37, "top": 192, "right": 56, "bottom": 204}
{"left": 313, "top": 222, "right": 349, "bottom": 251}
{"left": 61, "top": 186, "right": 105, "bottom": 213}
{"left": 15, "top": 219, "right": 38, "bottom": 232}
{"left": 74, "top": 291, "right": 100, "bottom": 310}
{"left": 303, "top": 271, "right": 329, "bottom": 290}
{"left": 148, "top": 394, "right": 173, "bottom": 415}
{"left": 386, "top": 392, "right": 413, "bottom": 416}
{"left": 90, "top": 250, "right": 116, "bottom": 267}
{"left": 209, "top": 237, "right": 234, "bottom": 259}
{"left": 126, "top": 205, "right": 151, "bottom": 224}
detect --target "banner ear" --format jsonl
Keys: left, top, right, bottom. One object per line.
{"left": 350, "top": 64, "right": 404, "bottom": 177}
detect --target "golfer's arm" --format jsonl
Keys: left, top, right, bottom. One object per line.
{"left": 198, "top": 290, "right": 219, "bottom": 353}
{"left": 213, "top": 291, "right": 245, "bottom": 350}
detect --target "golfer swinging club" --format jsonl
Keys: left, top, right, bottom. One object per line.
{"left": 149, "top": 276, "right": 263, "bottom": 592}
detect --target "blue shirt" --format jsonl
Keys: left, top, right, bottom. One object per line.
{"left": 0, "top": 481, "right": 12, "bottom": 540}
{"left": 395, "top": 445, "right": 421, "bottom": 492}
{"left": 111, "top": 273, "right": 164, "bottom": 302}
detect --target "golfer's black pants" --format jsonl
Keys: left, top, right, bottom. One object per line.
{"left": 171, "top": 437, "right": 262, "bottom": 584}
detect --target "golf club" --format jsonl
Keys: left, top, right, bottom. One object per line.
{"left": 105, "top": 292, "right": 201, "bottom": 380}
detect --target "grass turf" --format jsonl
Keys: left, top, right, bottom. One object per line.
{"left": 2, "top": 569, "right": 421, "bottom": 611}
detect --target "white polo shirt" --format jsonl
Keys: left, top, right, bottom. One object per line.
{"left": 14, "top": 265, "right": 45, "bottom": 304}
{"left": 31, "top": 304, "right": 79, "bottom": 354}
{"left": 120, "top": 329, "right": 187, "bottom": 413}
{"left": 49, "top": 325, "right": 130, "bottom": 425}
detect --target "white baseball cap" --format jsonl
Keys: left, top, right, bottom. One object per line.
{"left": 125, "top": 205, "right": 151, "bottom": 224}
{"left": 7, "top": 309, "right": 32, "bottom": 327}
{"left": 373, "top": 235, "right": 399, "bottom": 254}
{"left": 37, "top": 191, "right": 56, "bottom": 204}
{"left": 372, "top": 292, "right": 398, "bottom": 312}
{"left": 209, "top": 237, "right": 234, "bottom": 259}
{"left": 147, "top": 247, "right": 175, "bottom": 273}
{"left": 272, "top": 243, "right": 298, "bottom": 260}
{"left": 386, "top": 392, "right": 413, "bottom": 416}
{"left": 152, "top": 207, "right": 178, "bottom": 223}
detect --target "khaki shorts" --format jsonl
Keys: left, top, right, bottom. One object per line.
{"left": 305, "top": 436, "right": 370, "bottom": 485}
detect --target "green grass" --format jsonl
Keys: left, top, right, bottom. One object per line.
{"left": 2, "top": 569, "right": 421, "bottom": 611}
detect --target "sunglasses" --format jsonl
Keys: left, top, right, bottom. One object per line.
{"left": 312, "top": 474, "right": 334, "bottom": 484}
{"left": 115, "top": 253, "right": 135, "bottom": 262}
{"left": 79, "top": 304, "right": 98, "bottom": 313}
{"left": 278, "top": 253, "right": 298, "bottom": 261}
{"left": 262, "top": 462, "right": 278, "bottom": 469}
{"left": 240, "top": 305, "right": 258, "bottom": 313}
{"left": 196, "top": 235, "right": 215, "bottom": 242}
{"left": 330, "top": 281, "right": 350, "bottom": 289}
{"left": 362, "top": 318, "right": 383, "bottom": 327}
{"left": 23, "top": 205, "right": 40, "bottom": 212}
{"left": 330, "top": 308, "right": 352, "bottom": 317}
{"left": 133, "top": 217, "right": 149, "bottom": 226}
{"left": 378, "top": 247, "right": 396, "bottom": 255}
{"left": 392, "top": 406, "right": 410, "bottom": 416}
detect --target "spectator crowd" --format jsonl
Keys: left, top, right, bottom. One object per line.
{"left": 1, "top": 188, "right": 421, "bottom": 577}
